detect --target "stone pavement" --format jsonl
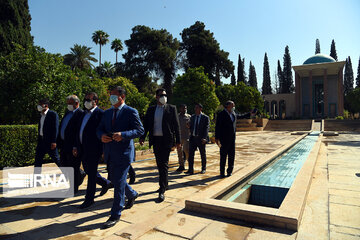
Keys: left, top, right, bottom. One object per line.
{"left": 1, "top": 131, "right": 359, "bottom": 240}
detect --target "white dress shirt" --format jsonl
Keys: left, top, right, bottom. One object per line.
{"left": 39, "top": 108, "right": 49, "bottom": 136}
{"left": 79, "top": 106, "right": 97, "bottom": 144}
{"left": 153, "top": 105, "right": 165, "bottom": 136}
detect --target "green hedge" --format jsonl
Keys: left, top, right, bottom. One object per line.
{"left": 0, "top": 125, "right": 39, "bottom": 169}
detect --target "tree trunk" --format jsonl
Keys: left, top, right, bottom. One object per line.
{"left": 99, "top": 45, "right": 102, "bottom": 66}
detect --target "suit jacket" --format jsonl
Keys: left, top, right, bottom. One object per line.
{"left": 57, "top": 108, "right": 84, "bottom": 154}
{"left": 189, "top": 113, "right": 209, "bottom": 141}
{"left": 215, "top": 109, "right": 237, "bottom": 146}
{"left": 96, "top": 104, "right": 144, "bottom": 165}
{"left": 37, "top": 110, "right": 59, "bottom": 145}
{"left": 141, "top": 104, "right": 181, "bottom": 148}
{"left": 75, "top": 107, "right": 104, "bottom": 158}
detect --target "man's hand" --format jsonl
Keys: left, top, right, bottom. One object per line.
{"left": 72, "top": 148, "right": 78, "bottom": 157}
{"left": 201, "top": 139, "right": 207, "bottom": 144}
{"left": 101, "top": 134, "right": 113, "bottom": 143}
{"left": 215, "top": 139, "right": 221, "bottom": 147}
{"left": 50, "top": 143, "right": 56, "bottom": 150}
{"left": 176, "top": 143, "right": 182, "bottom": 150}
{"left": 112, "top": 132, "right": 123, "bottom": 142}
{"left": 139, "top": 138, "right": 144, "bottom": 146}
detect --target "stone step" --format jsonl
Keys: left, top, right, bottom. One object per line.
{"left": 236, "top": 127, "right": 263, "bottom": 131}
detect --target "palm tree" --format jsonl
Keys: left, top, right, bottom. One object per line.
{"left": 96, "top": 61, "right": 114, "bottom": 78}
{"left": 111, "top": 38, "right": 123, "bottom": 63}
{"left": 63, "top": 44, "right": 97, "bottom": 70}
{"left": 92, "top": 30, "right": 109, "bottom": 66}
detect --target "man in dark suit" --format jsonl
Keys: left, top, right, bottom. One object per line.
{"left": 34, "top": 99, "right": 61, "bottom": 170}
{"left": 215, "top": 100, "right": 237, "bottom": 178}
{"left": 139, "top": 88, "right": 181, "bottom": 202}
{"left": 73, "top": 92, "right": 112, "bottom": 209}
{"left": 185, "top": 103, "right": 209, "bottom": 174}
{"left": 97, "top": 86, "right": 144, "bottom": 229}
{"left": 58, "top": 95, "right": 85, "bottom": 193}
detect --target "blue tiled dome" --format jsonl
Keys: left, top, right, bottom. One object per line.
{"left": 303, "top": 54, "right": 336, "bottom": 65}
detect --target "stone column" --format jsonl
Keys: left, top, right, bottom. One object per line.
{"left": 323, "top": 68, "right": 328, "bottom": 117}
{"left": 309, "top": 70, "right": 313, "bottom": 118}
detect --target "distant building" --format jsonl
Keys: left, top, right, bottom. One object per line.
{"left": 263, "top": 54, "right": 346, "bottom": 119}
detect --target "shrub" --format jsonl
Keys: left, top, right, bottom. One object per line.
{"left": 335, "top": 116, "right": 344, "bottom": 120}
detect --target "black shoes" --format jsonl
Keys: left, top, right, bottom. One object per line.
{"left": 129, "top": 176, "right": 136, "bottom": 184}
{"left": 220, "top": 174, "right": 226, "bottom": 178}
{"left": 100, "top": 183, "right": 111, "bottom": 196}
{"left": 157, "top": 193, "right": 165, "bottom": 202}
{"left": 176, "top": 166, "right": 185, "bottom": 172}
{"left": 79, "top": 200, "right": 94, "bottom": 209}
{"left": 156, "top": 186, "right": 169, "bottom": 193}
{"left": 102, "top": 216, "right": 120, "bottom": 229}
{"left": 125, "top": 192, "right": 139, "bottom": 209}
{"left": 200, "top": 170, "right": 206, "bottom": 174}
{"left": 227, "top": 173, "right": 232, "bottom": 177}
{"left": 185, "top": 170, "right": 194, "bottom": 175}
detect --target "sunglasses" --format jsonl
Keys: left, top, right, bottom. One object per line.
{"left": 158, "top": 94, "right": 167, "bottom": 97}
{"left": 84, "top": 98, "right": 92, "bottom": 101}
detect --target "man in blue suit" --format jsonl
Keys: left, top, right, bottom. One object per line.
{"left": 73, "top": 92, "right": 112, "bottom": 209}
{"left": 97, "top": 86, "right": 144, "bottom": 229}
{"left": 34, "top": 99, "right": 61, "bottom": 169}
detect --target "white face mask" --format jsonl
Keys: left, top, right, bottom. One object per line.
{"left": 232, "top": 107, "right": 235, "bottom": 112}
{"left": 84, "top": 101, "right": 94, "bottom": 110}
{"left": 37, "top": 105, "right": 43, "bottom": 112}
{"left": 67, "top": 105, "right": 74, "bottom": 111}
{"left": 110, "top": 95, "right": 119, "bottom": 106}
{"left": 159, "top": 96, "right": 167, "bottom": 105}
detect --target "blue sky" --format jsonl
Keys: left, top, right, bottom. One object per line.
{"left": 28, "top": 0, "right": 360, "bottom": 88}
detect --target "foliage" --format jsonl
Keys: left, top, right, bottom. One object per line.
{"left": 123, "top": 25, "right": 179, "bottom": 97}
{"left": 111, "top": 38, "right": 123, "bottom": 63}
{"left": 330, "top": 39, "right": 338, "bottom": 61}
{"left": 63, "top": 44, "right": 97, "bottom": 70}
{"left": 248, "top": 61, "right": 257, "bottom": 89}
{"left": 344, "top": 56, "right": 354, "bottom": 96}
{"left": 215, "top": 82, "right": 264, "bottom": 113}
{"left": 0, "top": 125, "right": 38, "bottom": 168}
{"left": 315, "top": 39, "right": 320, "bottom": 54}
{"left": 172, "top": 67, "right": 219, "bottom": 118}
{"left": 262, "top": 53, "right": 272, "bottom": 94}
{"left": 277, "top": 60, "right": 283, "bottom": 93}
{"left": 92, "top": 30, "right": 109, "bottom": 65}
{"left": 345, "top": 88, "right": 360, "bottom": 113}
{"left": 356, "top": 57, "right": 360, "bottom": 89}
{"left": 104, "top": 76, "right": 150, "bottom": 118}
{"left": 180, "top": 21, "right": 234, "bottom": 84}
{"left": 230, "top": 71, "right": 236, "bottom": 85}
{"left": 237, "top": 53, "right": 247, "bottom": 84}
{"left": 96, "top": 61, "right": 115, "bottom": 78}
{"left": 0, "top": 0, "right": 33, "bottom": 56}
{"left": 282, "top": 46, "right": 294, "bottom": 93}
{"left": 335, "top": 116, "right": 344, "bottom": 120}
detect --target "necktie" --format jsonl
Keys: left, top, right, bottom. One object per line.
{"left": 112, "top": 108, "right": 118, "bottom": 128}
{"left": 195, "top": 116, "right": 200, "bottom": 136}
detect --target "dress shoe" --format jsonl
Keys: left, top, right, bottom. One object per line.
{"left": 125, "top": 192, "right": 139, "bottom": 209}
{"left": 100, "top": 183, "right": 111, "bottom": 196}
{"left": 102, "top": 216, "right": 120, "bottom": 229}
{"left": 156, "top": 186, "right": 169, "bottom": 193}
{"left": 220, "top": 174, "right": 226, "bottom": 178}
{"left": 79, "top": 200, "right": 94, "bottom": 209}
{"left": 176, "top": 166, "right": 185, "bottom": 172}
{"left": 185, "top": 170, "right": 194, "bottom": 175}
{"left": 201, "top": 170, "right": 206, "bottom": 174}
{"left": 129, "top": 176, "right": 136, "bottom": 184}
{"left": 157, "top": 193, "right": 165, "bottom": 202}
{"left": 227, "top": 173, "right": 232, "bottom": 177}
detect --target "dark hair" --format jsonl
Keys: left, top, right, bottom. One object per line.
{"left": 85, "top": 92, "right": 99, "bottom": 101}
{"left": 179, "top": 104, "right": 187, "bottom": 108}
{"left": 224, "top": 100, "right": 234, "bottom": 107}
{"left": 156, "top": 88, "right": 166, "bottom": 96}
{"left": 39, "top": 98, "right": 50, "bottom": 106}
{"left": 111, "top": 86, "right": 126, "bottom": 96}
{"left": 195, "top": 103, "right": 203, "bottom": 109}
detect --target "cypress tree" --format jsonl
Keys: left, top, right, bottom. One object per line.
{"left": 237, "top": 54, "right": 246, "bottom": 84}
{"left": 315, "top": 39, "right": 320, "bottom": 54}
{"left": 0, "top": 0, "right": 33, "bottom": 55}
{"left": 282, "top": 46, "right": 294, "bottom": 93}
{"left": 262, "top": 52, "right": 272, "bottom": 94}
{"left": 231, "top": 71, "right": 236, "bottom": 85}
{"left": 356, "top": 56, "right": 360, "bottom": 88}
{"left": 248, "top": 61, "right": 258, "bottom": 89}
{"left": 277, "top": 60, "right": 283, "bottom": 94}
{"left": 330, "top": 39, "right": 338, "bottom": 61}
{"left": 344, "top": 56, "right": 354, "bottom": 95}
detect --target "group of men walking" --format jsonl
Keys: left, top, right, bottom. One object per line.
{"left": 34, "top": 86, "right": 240, "bottom": 229}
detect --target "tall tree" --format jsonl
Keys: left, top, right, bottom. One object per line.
{"left": 92, "top": 30, "right": 109, "bottom": 66}
{"left": 272, "top": 72, "right": 280, "bottom": 94}
{"left": 96, "top": 61, "right": 114, "bottom": 78}
{"left": 356, "top": 56, "right": 360, "bottom": 89}
{"left": 123, "top": 25, "right": 179, "bottom": 97}
{"left": 344, "top": 56, "right": 354, "bottom": 96}
{"left": 262, "top": 53, "right": 272, "bottom": 94}
{"left": 277, "top": 60, "right": 283, "bottom": 93}
{"left": 230, "top": 71, "right": 236, "bottom": 86}
{"left": 63, "top": 44, "right": 97, "bottom": 70}
{"left": 282, "top": 46, "right": 294, "bottom": 93}
{"left": 0, "top": 0, "right": 33, "bottom": 55}
{"left": 330, "top": 39, "right": 338, "bottom": 61}
{"left": 315, "top": 39, "right": 320, "bottom": 54}
{"left": 111, "top": 38, "right": 123, "bottom": 63}
{"left": 248, "top": 61, "right": 257, "bottom": 89}
{"left": 237, "top": 54, "right": 246, "bottom": 84}
{"left": 180, "top": 21, "right": 234, "bottom": 84}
